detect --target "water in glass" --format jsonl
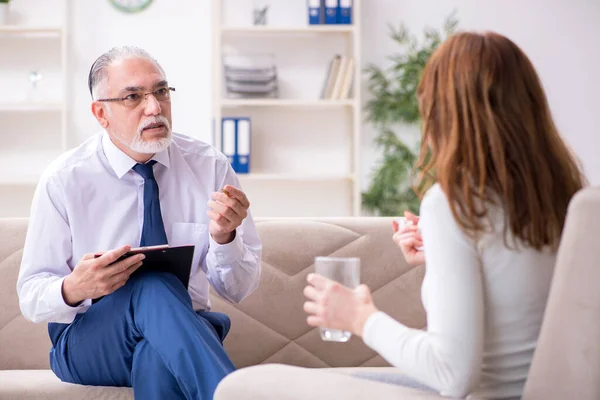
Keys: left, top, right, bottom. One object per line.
{"left": 314, "top": 257, "right": 360, "bottom": 342}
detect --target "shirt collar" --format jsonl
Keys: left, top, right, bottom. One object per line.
{"left": 101, "top": 131, "right": 171, "bottom": 179}
{"left": 152, "top": 142, "right": 170, "bottom": 169}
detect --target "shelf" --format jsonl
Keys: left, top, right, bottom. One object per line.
{"left": 214, "top": 0, "right": 362, "bottom": 217}
{"left": 0, "top": 150, "right": 62, "bottom": 185}
{"left": 0, "top": 26, "right": 63, "bottom": 36}
{"left": 0, "top": 102, "right": 64, "bottom": 112}
{"left": 238, "top": 173, "right": 354, "bottom": 182}
{"left": 221, "top": 26, "right": 354, "bottom": 35}
{"left": 221, "top": 99, "right": 354, "bottom": 108}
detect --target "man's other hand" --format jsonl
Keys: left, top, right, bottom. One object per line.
{"left": 207, "top": 184, "right": 250, "bottom": 244}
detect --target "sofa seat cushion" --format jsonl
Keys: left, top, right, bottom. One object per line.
{"left": 215, "top": 364, "right": 447, "bottom": 400}
{"left": 327, "top": 367, "right": 433, "bottom": 389}
{"left": 0, "top": 370, "right": 132, "bottom": 400}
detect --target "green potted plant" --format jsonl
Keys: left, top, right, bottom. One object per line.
{"left": 362, "top": 14, "right": 458, "bottom": 216}
{"left": 0, "top": 0, "right": 10, "bottom": 25}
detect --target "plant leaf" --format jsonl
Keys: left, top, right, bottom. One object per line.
{"left": 362, "top": 13, "right": 458, "bottom": 215}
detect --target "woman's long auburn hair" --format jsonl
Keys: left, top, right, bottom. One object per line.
{"left": 415, "top": 32, "right": 586, "bottom": 250}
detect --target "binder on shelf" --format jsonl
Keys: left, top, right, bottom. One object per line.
{"left": 236, "top": 118, "right": 251, "bottom": 174}
{"left": 307, "top": 0, "right": 323, "bottom": 25}
{"left": 324, "top": 0, "right": 338, "bottom": 24}
{"left": 221, "top": 118, "right": 237, "bottom": 171}
{"left": 338, "top": 0, "right": 352, "bottom": 24}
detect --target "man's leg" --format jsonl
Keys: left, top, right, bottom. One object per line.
{"left": 196, "top": 311, "right": 231, "bottom": 343}
{"left": 49, "top": 272, "right": 236, "bottom": 400}
{"left": 132, "top": 339, "right": 185, "bottom": 399}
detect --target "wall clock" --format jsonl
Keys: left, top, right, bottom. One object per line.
{"left": 109, "top": 0, "right": 154, "bottom": 14}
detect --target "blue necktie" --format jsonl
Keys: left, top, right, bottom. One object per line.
{"left": 132, "top": 161, "right": 168, "bottom": 246}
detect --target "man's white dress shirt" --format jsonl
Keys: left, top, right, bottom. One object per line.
{"left": 17, "top": 132, "right": 262, "bottom": 324}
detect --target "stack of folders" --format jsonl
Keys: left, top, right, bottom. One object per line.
{"left": 321, "top": 54, "right": 354, "bottom": 100}
{"left": 308, "top": 0, "right": 352, "bottom": 25}
{"left": 223, "top": 55, "right": 279, "bottom": 99}
{"left": 221, "top": 117, "right": 251, "bottom": 174}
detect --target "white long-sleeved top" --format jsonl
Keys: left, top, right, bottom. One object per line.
{"left": 363, "top": 184, "right": 555, "bottom": 399}
{"left": 17, "top": 132, "right": 262, "bottom": 324}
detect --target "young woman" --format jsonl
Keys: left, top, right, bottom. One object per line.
{"left": 214, "top": 31, "right": 586, "bottom": 400}
{"left": 301, "top": 31, "right": 586, "bottom": 399}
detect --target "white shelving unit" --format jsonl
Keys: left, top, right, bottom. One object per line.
{"left": 0, "top": 26, "right": 64, "bottom": 35}
{"left": 221, "top": 26, "right": 355, "bottom": 34}
{"left": 0, "top": 102, "right": 64, "bottom": 112}
{"left": 0, "top": 0, "right": 69, "bottom": 217}
{"left": 0, "top": 150, "right": 64, "bottom": 184}
{"left": 212, "top": 0, "right": 362, "bottom": 217}
{"left": 238, "top": 173, "right": 354, "bottom": 182}
{"left": 221, "top": 99, "right": 354, "bottom": 108}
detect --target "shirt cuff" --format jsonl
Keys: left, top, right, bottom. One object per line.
{"left": 363, "top": 311, "right": 411, "bottom": 351}
{"left": 48, "top": 276, "right": 91, "bottom": 316}
{"left": 209, "top": 229, "right": 244, "bottom": 265}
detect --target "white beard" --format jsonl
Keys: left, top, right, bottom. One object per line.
{"left": 115, "top": 116, "right": 173, "bottom": 154}
{"left": 130, "top": 131, "right": 172, "bottom": 154}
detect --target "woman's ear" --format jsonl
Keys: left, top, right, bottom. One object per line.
{"left": 91, "top": 102, "right": 109, "bottom": 129}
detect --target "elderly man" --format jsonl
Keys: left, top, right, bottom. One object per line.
{"left": 16, "top": 46, "right": 261, "bottom": 400}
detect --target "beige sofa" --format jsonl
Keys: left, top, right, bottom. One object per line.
{"left": 0, "top": 217, "right": 428, "bottom": 399}
{"left": 2, "top": 188, "right": 600, "bottom": 400}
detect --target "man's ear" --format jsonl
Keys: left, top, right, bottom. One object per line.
{"left": 91, "top": 101, "right": 109, "bottom": 129}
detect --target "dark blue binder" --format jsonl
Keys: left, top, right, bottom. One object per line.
{"left": 324, "top": 0, "right": 338, "bottom": 24}
{"left": 307, "top": 0, "right": 323, "bottom": 25}
{"left": 338, "top": 0, "right": 352, "bottom": 24}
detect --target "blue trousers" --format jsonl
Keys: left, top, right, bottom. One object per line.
{"left": 48, "top": 272, "right": 236, "bottom": 400}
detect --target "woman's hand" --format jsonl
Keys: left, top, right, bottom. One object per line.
{"left": 392, "top": 211, "right": 425, "bottom": 267}
{"left": 303, "top": 273, "right": 379, "bottom": 337}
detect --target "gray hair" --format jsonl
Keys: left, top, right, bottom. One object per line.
{"left": 88, "top": 46, "right": 165, "bottom": 99}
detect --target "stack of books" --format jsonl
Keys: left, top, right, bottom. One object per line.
{"left": 321, "top": 54, "right": 354, "bottom": 100}
{"left": 223, "top": 54, "right": 279, "bottom": 99}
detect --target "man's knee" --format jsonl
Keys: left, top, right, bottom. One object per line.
{"left": 126, "top": 271, "right": 186, "bottom": 294}
{"left": 127, "top": 272, "right": 191, "bottom": 305}
{"left": 101, "top": 272, "right": 186, "bottom": 310}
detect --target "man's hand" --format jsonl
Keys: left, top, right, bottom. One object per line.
{"left": 392, "top": 211, "right": 425, "bottom": 267}
{"left": 207, "top": 185, "right": 250, "bottom": 244}
{"left": 62, "top": 245, "right": 145, "bottom": 306}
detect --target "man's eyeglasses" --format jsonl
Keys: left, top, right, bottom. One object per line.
{"left": 95, "top": 87, "right": 176, "bottom": 108}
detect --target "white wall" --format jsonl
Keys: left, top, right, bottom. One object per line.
{"left": 68, "top": 0, "right": 212, "bottom": 146}
{"left": 2, "top": 0, "right": 600, "bottom": 217}
{"left": 69, "top": 0, "right": 600, "bottom": 188}
{"left": 360, "top": 0, "right": 600, "bottom": 188}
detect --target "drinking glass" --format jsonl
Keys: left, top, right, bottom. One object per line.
{"left": 314, "top": 256, "right": 360, "bottom": 342}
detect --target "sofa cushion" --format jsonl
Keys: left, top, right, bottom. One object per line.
{"left": 214, "top": 364, "right": 446, "bottom": 400}
{"left": 523, "top": 187, "right": 600, "bottom": 399}
{"left": 0, "top": 370, "right": 132, "bottom": 400}
{"left": 211, "top": 218, "right": 426, "bottom": 368}
{"left": 0, "top": 218, "right": 426, "bottom": 370}
{"left": 0, "top": 218, "right": 51, "bottom": 370}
